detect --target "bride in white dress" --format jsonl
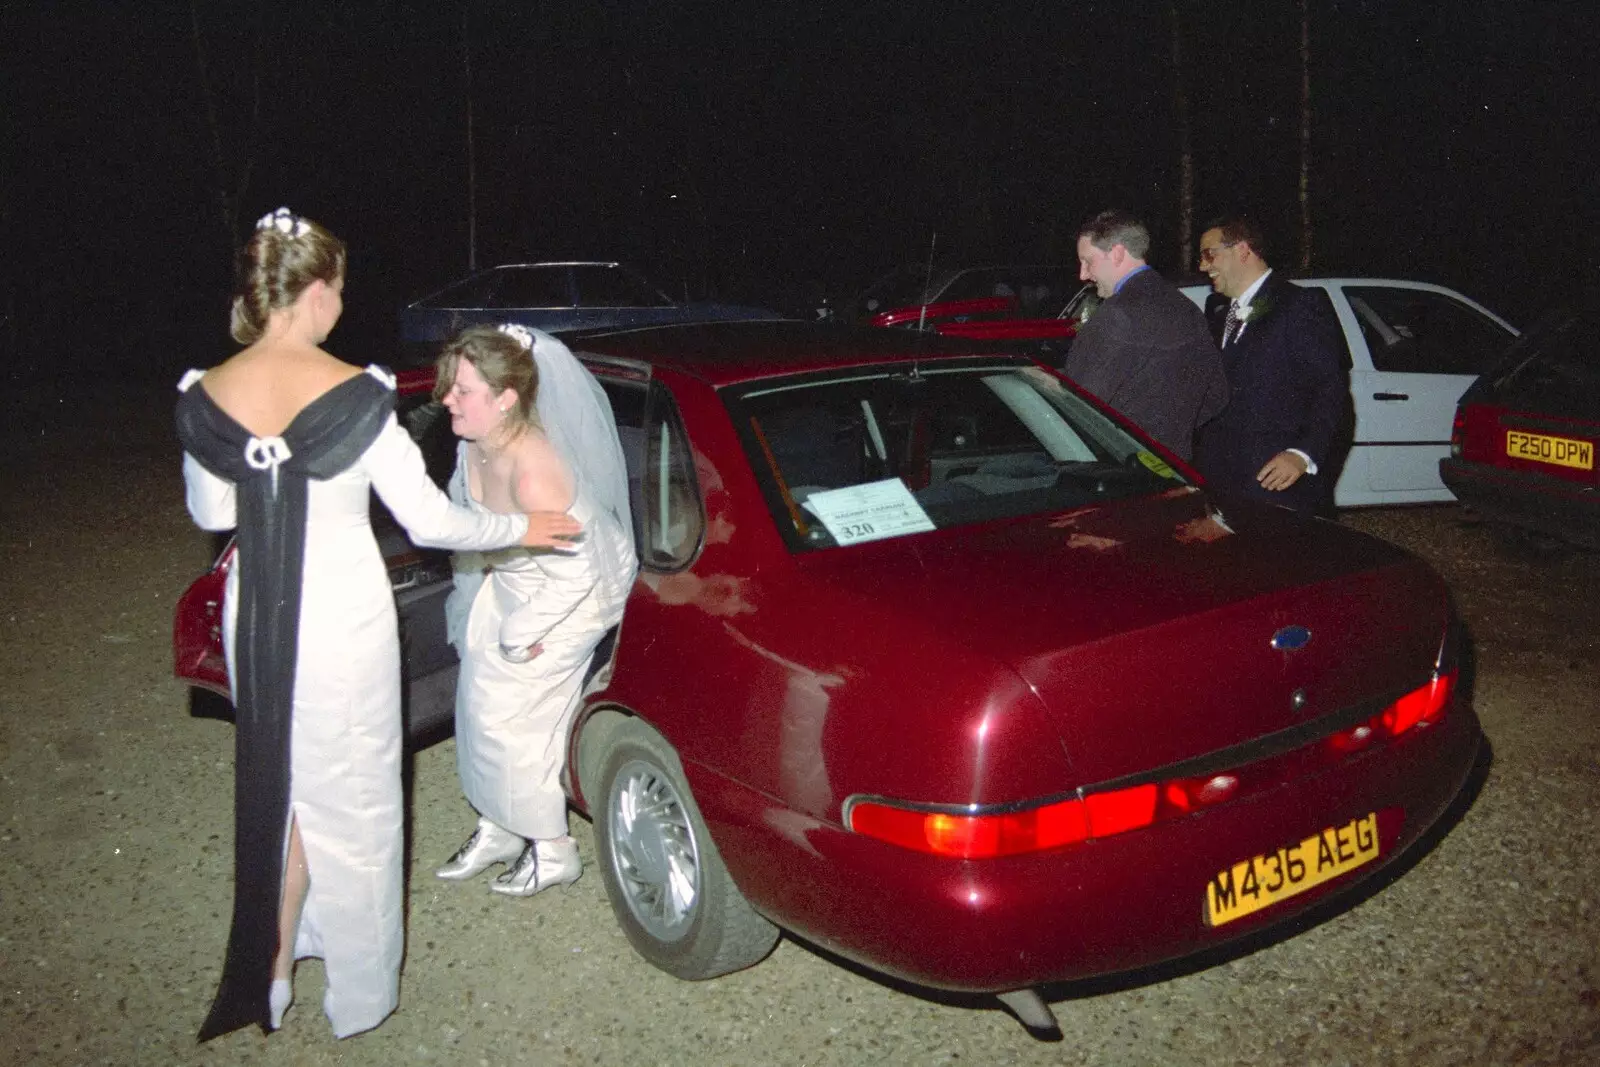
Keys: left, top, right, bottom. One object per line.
{"left": 432, "top": 324, "right": 637, "bottom": 895}
{"left": 176, "top": 210, "right": 581, "bottom": 1041}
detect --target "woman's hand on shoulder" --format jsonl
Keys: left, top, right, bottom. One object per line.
{"left": 521, "top": 511, "right": 582, "bottom": 548}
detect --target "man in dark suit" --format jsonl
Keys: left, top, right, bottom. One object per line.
{"left": 1064, "top": 209, "right": 1227, "bottom": 462}
{"left": 1192, "top": 214, "right": 1348, "bottom": 515}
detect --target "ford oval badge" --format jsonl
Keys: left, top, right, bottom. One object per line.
{"left": 1271, "top": 625, "right": 1313, "bottom": 652}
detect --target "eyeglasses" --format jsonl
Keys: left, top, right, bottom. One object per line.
{"left": 1198, "top": 241, "right": 1237, "bottom": 266}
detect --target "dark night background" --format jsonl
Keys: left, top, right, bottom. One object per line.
{"left": 3, "top": 0, "right": 1597, "bottom": 381}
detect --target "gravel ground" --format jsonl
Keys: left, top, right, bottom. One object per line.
{"left": 2, "top": 376, "right": 1596, "bottom": 1066}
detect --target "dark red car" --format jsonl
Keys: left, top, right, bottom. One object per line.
{"left": 175, "top": 320, "right": 1479, "bottom": 1036}
{"left": 856, "top": 265, "right": 1091, "bottom": 364}
{"left": 1441, "top": 303, "right": 1600, "bottom": 552}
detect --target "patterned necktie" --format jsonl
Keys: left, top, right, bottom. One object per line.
{"left": 1222, "top": 301, "right": 1242, "bottom": 347}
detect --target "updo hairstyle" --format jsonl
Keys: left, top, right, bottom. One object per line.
{"left": 229, "top": 211, "right": 347, "bottom": 344}
{"left": 433, "top": 325, "right": 540, "bottom": 428}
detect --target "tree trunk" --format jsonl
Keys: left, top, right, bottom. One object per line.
{"left": 1298, "top": 0, "right": 1313, "bottom": 272}
{"left": 462, "top": 6, "right": 478, "bottom": 273}
{"left": 188, "top": 0, "right": 264, "bottom": 253}
{"left": 1170, "top": 2, "right": 1194, "bottom": 271}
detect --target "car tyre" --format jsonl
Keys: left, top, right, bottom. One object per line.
{"left": 593, "top": 722, "right": 780, "bottom": 979}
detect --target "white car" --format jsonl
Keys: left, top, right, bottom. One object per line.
{"left": 1180, "top": 278, "right": 1517, "bottom": 508}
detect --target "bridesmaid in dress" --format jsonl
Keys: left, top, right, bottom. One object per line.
{"left": 175, "top": 208, "right": 581, "bottom": 1040}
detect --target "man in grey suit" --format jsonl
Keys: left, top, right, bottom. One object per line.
{"left": 1064, "top": 209, "right": 1228, "bottom": 462}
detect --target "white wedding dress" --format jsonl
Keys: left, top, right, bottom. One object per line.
{"left": 447, "top": 456, "right": 634, "bottom": 837}
{"left": 446, "top": 330, "right": 638, "bottom": 841}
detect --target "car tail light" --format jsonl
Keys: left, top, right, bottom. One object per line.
{"left": 1450, "top": 410, "right": 1465, "bottom": 458}
{"left": 1379, "top": 669, "right": 1455, "bottom": 735}
{"left": 1326, "top": 722, "right": 1378, "bottom": 754}
{"left": 1326, "top": 668, "right": 1456, "bottom": 754}
{"left": 1160, "top": 773, "right": 1241, "bottom": 814}
{"left": 850, "top": 670, "right": 1456, "bottom": 860}
{"left": 1085, "top": 783, "right": 1159, "bottom": 836}
{"left": 849, "top": 796, "right": 1091, "bottom": 859}
{"left": 850, "top": 780, "right": 1224, "bottom": 860}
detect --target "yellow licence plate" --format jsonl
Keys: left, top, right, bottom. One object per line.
{"left": 1506, "top": 430, "right": 1595, "bottom": 471}
{"left": 1205, "top": 813, "right": 1380, "bottom": 927}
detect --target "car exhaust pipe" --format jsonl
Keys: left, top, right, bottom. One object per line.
{"left": 996, "top": 988, "right": 1062, "bottom": 1040}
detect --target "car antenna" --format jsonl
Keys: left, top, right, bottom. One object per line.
{"left": 916, "top": 231, "right": 938, "bottom": 335}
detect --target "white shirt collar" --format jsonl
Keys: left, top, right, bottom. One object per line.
{"left": 1233, "top": 268, "right": 1273, "bottom": 312}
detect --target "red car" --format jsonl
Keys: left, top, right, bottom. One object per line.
{"left": 856, "top": 265, "right": 1092, "bottom": 363}
{"left": 175, "top": 320, "right": 1480, "bottom": 1036}
{"left": 1441, "top": 303, "right": 1599, "bottom": 552}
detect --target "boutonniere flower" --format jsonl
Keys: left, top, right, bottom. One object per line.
{"left": 1239, "top": 296, "right": 1272, "bottom": 323}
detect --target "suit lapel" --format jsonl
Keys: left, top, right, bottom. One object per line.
{"left": 1223, "top": 273, "right": 1288, "bottom": 372}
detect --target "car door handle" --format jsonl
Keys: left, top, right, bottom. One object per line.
{"left": 1372, "top": 392, "right": 1410, "bottom": 401}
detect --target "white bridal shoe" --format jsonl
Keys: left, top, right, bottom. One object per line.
{"left": 435, "top": 818, "right": 525, "bottom": 881}
{"left": 490, "top": 837, "right": 582, "bottom": 897}
{"left": 269, "top": 979, "right": 293, "bottom": 1030}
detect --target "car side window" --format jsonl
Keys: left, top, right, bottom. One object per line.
{"left": 639, "top": 383, "right": 703, "bottom": 570}
{"left": 492, "top": 267, "right": 572, "bottom": 309}
{"left": 1496, "top": 316, "right": 1600, "bottom": 416}
{"left": 577, "top": 266, "right": 675, "bottom": 308}
{"left": 598, "top": 377, "right": 646, "bottom": 538}
{"left": 413, "top": 272, "right": 500, "bottom": 309}
{"left": 944, "top": 270, "right": 1021, "bottom": 304}
{"left": 1346, "top": 286, "right": 1512, "bottom": 376}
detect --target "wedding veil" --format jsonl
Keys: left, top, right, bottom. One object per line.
{"left": 528, "top": 327, "right": 636, "bottom": 556}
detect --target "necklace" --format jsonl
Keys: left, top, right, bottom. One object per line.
{"left": 476, "top": 421, "right": 522, "bottom": 464}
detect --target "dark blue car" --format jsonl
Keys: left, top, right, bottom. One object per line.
{"left": 397, "top": 261, "right": 777, "bottom": 365}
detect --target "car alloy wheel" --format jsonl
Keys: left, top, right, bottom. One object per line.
{"left": 607, "top": 756, "right": 698, "bottom": 941}
{"left": 593, "top": 722, "right": 780, "bottom": 979}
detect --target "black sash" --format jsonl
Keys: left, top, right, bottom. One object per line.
{"left": 175, "top": 369, "right": 394, "bottom": 1041}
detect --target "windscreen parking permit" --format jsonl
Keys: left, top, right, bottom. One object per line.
{"left": 802, "top": 479, "right": 937, "bottom": 545}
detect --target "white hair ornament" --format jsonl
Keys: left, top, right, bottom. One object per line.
{"left": 255, "top": 206, "right": 310, "bottom": 238}
{"left": 497, "top": 323, "right": 534, "bottom": 351}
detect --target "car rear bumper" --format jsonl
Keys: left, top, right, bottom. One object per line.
{"left": 689, "top": 701, "right": 1481, "bottom": 993}
{"left": 1440, "top": 457, "right": 1600, "bottom": 550}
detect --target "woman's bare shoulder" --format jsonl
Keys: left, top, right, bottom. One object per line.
{"left": 510, "top": 431, "right": 575, "bottom": 512}
{"left": 200, "top": 345, "right": 362, "bottom": 434}
{"left": 209, "top": 344, "right": 356, "bottom": 384}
